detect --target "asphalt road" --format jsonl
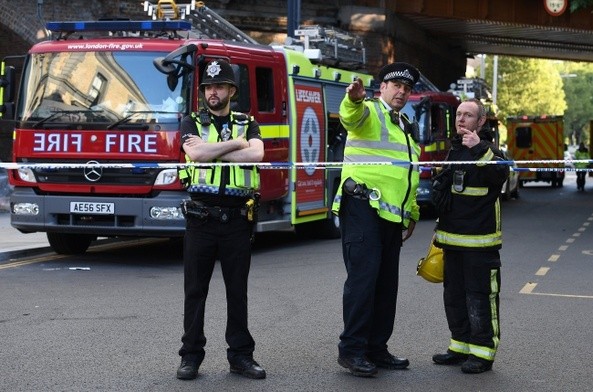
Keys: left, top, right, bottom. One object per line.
{"left": 1, "top": 173, "right": 593, "bottom": 391}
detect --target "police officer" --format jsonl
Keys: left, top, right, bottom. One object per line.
{"left": 176, "top": 59, "right": 266, "bottom": 380}
{"left": 332, "top": 62, "right": 421, "bottom": 377}
{"left": 432, "top": 98, "right": 508, "bottom": 374}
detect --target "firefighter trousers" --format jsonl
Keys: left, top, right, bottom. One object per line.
{"left": 179, "top": 213, "right": 256, "bottom": 363}
{"left": 338, "top": 194, "right": 403, "bottom": 358}
{"left": 443, "top": 249, "right": 501, "bottom": 362}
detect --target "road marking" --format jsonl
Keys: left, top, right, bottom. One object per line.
{"left": 578, "top": 227, "right": 586, "bottom": 232}
{"left": 520, "top": 282, "right": 537, "bottom": 294}
{"left": 559, "top": 245, "right": 568, "bottom": 251}
{"left": 572, "top": 232, "right": 581, "bottom": 237}
{"left": 536, "top": 267, "right": 550, "bottom": 276}
{"left": 583, "top": 250, "right": 593, "bottom": 256}
{"left": 0, "top": 238, "right": 166, "bottom": 270}
{"left": 0, "top": 254, "right": 65, "bottom": 270}
{"left": 583, "top": 222, "right": 590, "bottom": 226}
{"left": 526, "top": 292, "right": 593, "bottom": 299}
{"left": 548, "top": 254, "right": 560, "bottom": 262}
{"left": 566, "top": 238, "right": 575, "bottom": 243}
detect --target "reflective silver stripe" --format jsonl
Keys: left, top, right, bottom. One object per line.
{"left": 449, "top": 339, "right": 469, "bottom": 354}
{"left": 334, "top": 194, "right": 410, "bottom": 219}
{"left": 469, "top": 344, "right": 496, "bottom": 361}
{"left": 344, "top": 155, "right": 410, "bottom": 163}
{"left": 373, "top": 101, "right": 391, "bottom": 142}
{"left": 451, "top": 186, "right": 488, "bottom": 196}
{"left": 345, "top": 139, "right": 412, "bottom": 152}
{"left": 477, "top": 148, "right": 495, "bottom": 166}
{"left": 435, "top": 231, "right": 502, "bottom": 247}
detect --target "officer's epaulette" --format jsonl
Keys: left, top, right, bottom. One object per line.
{"left": 232, "top": 112, "right": 250, "bottom": 125}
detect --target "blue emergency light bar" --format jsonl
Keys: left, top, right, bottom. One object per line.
{"left": 46, "top": 20, "right": 192, "bottom": 33}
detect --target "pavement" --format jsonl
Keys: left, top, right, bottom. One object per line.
{"left": 0, "top": 210, "right": 52, "bottom": 261}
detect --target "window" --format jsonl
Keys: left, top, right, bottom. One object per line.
{"left": 256, "top": 67, "right": 274, "bottom": 112}
{"left": 515, "top": 126, "right": 532, "bottom": 148}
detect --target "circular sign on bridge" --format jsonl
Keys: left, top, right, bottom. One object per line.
{"left": 544, "top": 0, "right": 567, "bottom": 16}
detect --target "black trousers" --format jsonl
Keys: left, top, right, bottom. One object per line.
{"left": 576, "top": 171, "right": 586, "bottom": 189}
{"left": 178, "top": 214, "right": 255, "bottom": 363}
{"left": 338, "top": 194, "right": 403, "bottom": 358}
{"left": 443, "top": 249, "right": 501, "bottom": 362}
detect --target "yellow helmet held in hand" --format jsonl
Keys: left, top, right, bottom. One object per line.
{"left": 417, "top": 241, "right": 444, "bottom": 283}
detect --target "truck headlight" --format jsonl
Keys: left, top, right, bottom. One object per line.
{"left": 149, "top": 206, "right": 183, "bottom": 219}
{"left": 154, "top": 169, "right": 178, "bottom": 186}
{"left": 17, "top": 168, "right": 37, "bottom": 183}
{"left": 13, "top": 202, "right": 39, "bottom": 215}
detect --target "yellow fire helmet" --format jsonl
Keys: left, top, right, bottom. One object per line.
{"left": 417, "top": 242, "right": 444, "bottom": 283}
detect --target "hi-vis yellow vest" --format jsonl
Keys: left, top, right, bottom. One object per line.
{"left": 332, "top": 98, "right": 420, "bottom": 225}
{"left": 179, "top": 111, "right": 259, "bottom": 197}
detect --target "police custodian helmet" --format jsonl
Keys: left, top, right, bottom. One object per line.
{"left": 199, "top": 59, "right": 238, "bottom": 92}
{"left": 377, "top": 62, "right": 420, "bottom": 88}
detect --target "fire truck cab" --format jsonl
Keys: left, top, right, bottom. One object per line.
{"left": 1, "top": 2, "right": 377, "bottom": 254}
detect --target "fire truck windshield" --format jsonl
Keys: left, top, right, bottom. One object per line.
{"left": 401, "top": 99, "right": 430, "bottom": 145}
{"left": 18, "top": 51, "right": 187, "bottom": 127}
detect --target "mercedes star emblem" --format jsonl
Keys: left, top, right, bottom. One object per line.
{"left": 83, "top": 160, "right": 103, "bottom": 182}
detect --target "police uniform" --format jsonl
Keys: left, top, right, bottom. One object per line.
{"left": 332, "top": 62, "right": 421, "bottom": 375}
{"left": 176, "top": 59, "right": 265, "bottom": 380}
{"left": 432, "top": 127, "right": 508, "bottom": 373}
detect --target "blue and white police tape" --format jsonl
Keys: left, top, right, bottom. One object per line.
{"left": 0, "top": 159, "right": 592, "bottom": 171}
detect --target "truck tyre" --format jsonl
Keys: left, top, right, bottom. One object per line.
{"left": 47, "top": 232, "right": 94, "bottom": 255}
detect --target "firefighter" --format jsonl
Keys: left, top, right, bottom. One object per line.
{"left": 176, "top": 59, "right": 266, "bottom": 380}
{"left": 332, "top": 62, "right": 421, "bottom": 377}
{"left": 432, "top": 98, "right": 509, "bottom": 374}
{"left": 574, "top": 142, "right": 589, "bottom": 191}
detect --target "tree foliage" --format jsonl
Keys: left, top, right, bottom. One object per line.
{"left": 481, "top": 56, "right": 566, "bottom": 125}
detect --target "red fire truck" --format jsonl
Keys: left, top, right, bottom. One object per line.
{"left": 0, "top": 2, "right": 376, "bottom": 254}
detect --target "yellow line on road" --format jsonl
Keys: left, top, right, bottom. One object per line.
{"left": 520, "top": 282, "right": 537, "bottom": 294}
{"left": 548, "top": 254, "right": 560, "bottom": 262}
{"left": 535, "top": 267, "right": 550, "bottom": 276}
{"left": 0, "top": 238, "right": 167, "bottom": 270}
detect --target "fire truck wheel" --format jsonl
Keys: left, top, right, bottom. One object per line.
{"left": 46, "top": 232, "right": 95, "bottom": 255}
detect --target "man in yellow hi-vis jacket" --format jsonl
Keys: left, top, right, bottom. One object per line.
{"left": 332, "top": 62, "right": 421, "bottom": 377}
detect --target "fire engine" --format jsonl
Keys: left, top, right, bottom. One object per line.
{"left": 0, "top": 1, "right": 376, "bottom": 254}
{"left": 506, "top": 115, "right": 565, "bottom": 187}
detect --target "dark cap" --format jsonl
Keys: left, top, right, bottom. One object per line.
{"left": 377, "top": 62, "right": 420, "bottom": 88}
{"left": 199, "top": 59, "right": 237, "bottom": 92}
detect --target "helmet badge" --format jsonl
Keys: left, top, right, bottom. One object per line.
{"left": 206, "top": 61, "right": 222, "bottom": 78}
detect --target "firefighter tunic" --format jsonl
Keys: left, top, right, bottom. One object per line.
{"left": 434, "top": 132, "right": 509, "bottom": 363}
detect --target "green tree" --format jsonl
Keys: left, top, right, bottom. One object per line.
{"left": 482, "top": 56, "right": 566, "bottom": 123}
{"left": 556, "top": 62, "right": 593, "bottom": 145}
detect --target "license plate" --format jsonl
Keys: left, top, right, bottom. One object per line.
{"left": 70, "top": 202, "right": 115, "bottom": 215}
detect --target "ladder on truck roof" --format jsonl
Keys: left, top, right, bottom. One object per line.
{"left": 143, "top": 0, "right": 365, "bottom": 68}
{"left": 143, "top": 0, "right": 258, "bottom": 44}
{"left": 291, "top": 25, "right": 365, "bottom": 69}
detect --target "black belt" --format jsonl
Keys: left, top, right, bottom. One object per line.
{"left": 342, "top": 177, "right": 381, "bottom": 200}
{"left": 181, "top": 200, "right": 245, "bottom": 223}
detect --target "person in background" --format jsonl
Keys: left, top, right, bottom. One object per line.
{"left": 574, "top": 142, "right": 589, "bottom": 191}
{"left": 432, "top": 98, "right": 509, "bottom": 374}
{"left": 176, "top": 59, "right": 266, "bottom": 381}
{"left": 332, "top": 62, "right": 421, "bottom": 377}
